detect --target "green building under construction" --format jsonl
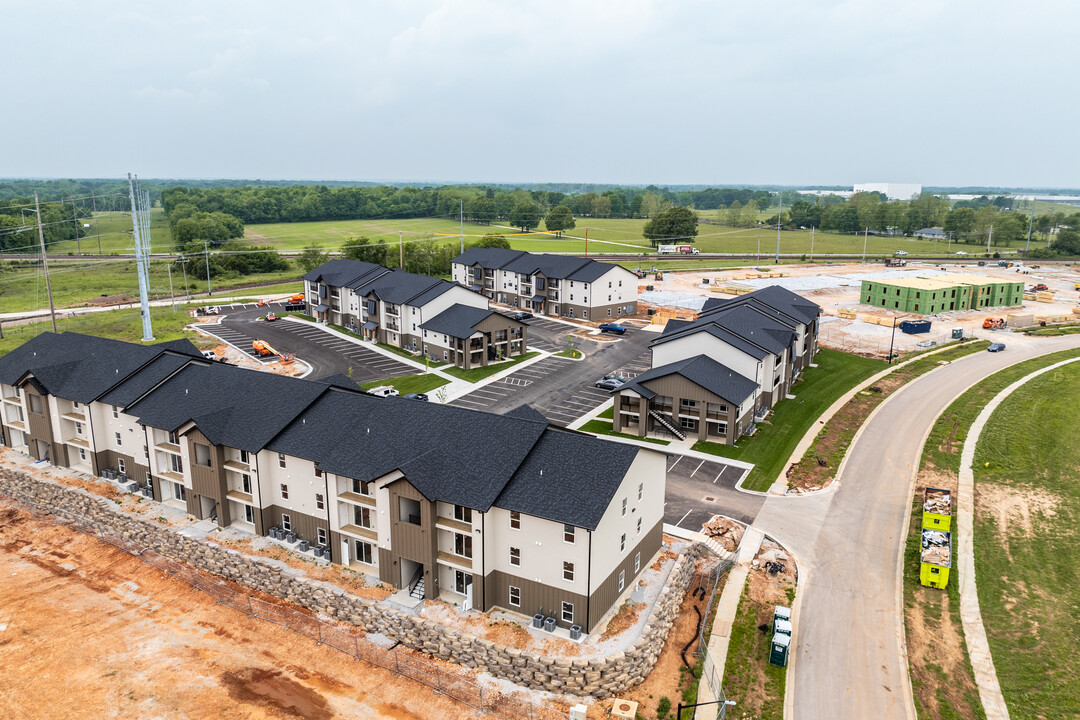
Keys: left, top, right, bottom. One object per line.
{"left": 860, "top": 274, "right": 1024, "bottom": 314}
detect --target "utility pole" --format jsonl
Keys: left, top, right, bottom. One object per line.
{"left": 91, "top": 190, "right": 101, "bottom": 255}
{"left": 179, "top": 255, "right": 189, "bottom": 300}
{"left": 862, "top": 227, "right": 869, "bottom": 263}
{"left": 167, "top": 262, "right": 175, "bottom": 312}
{"left": 459, "top": 199, "right": 464, "bottom": 255}
{"left": 775, "top": 195, "right": 782, "bottom": 263}
{"left": 584, "top": 227, "right": 588, "bottom": 257}
{"left": 34, "top": 192, "right": 58, "bottom": 334}
{"left": 809, "top": 226, "right": 815, "bottom": 262}
{"left": 399, "top": 231, "right": 404, "bottom": 269}
{"left": 127, "top": 174, "right": 154, "bottom": 341}
{"left": 203, "top": 238, "right": 212, "bottom": 296}
{"left": 756, "top": 235, "right": 760, "bottom": 262}
{"left": 1025, "top": 199, "right": 1034, "bottom": 252}
{"left": 986, "top": 224, "right": 993, "bottom": 256}
{"left": 72, "top": 201, "right": 81, "bottom": 255}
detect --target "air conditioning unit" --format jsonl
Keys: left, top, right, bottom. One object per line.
{"left": 298, "top": 540, "right": 310, "bottom": 552}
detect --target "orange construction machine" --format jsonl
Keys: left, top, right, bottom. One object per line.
{"left": 251, "top": 340, "right": 295, "bottom": 364}
{"left": 983, "top": 318, "right": 1006, "bottom": 330}
{"left": 258, "top": 293, "right": 304, "bottom": 307}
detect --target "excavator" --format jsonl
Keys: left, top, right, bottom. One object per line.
{"left": 257, "top": 293, "right": 305, "bottom": 308}
{"left": 982, "top": 318, "right": 1007, "bottom": 330}
{"left": 252, "top": 340, "right": 295, "bottom": 364}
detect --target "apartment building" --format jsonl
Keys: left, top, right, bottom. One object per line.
{"left": 612, "top": 285, "right": 820, "bottom": 443}
{"left": 451, "top": 248, "right": 639, "bottom": 320}
{"left": 0, "top": 332, "right": 665, "bottom": 632}
{"left": 303, "top": 260, "right": 527, "bottom": 369}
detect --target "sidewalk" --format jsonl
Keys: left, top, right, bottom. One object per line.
{"left": 694, "top": 527, "right": 765, "bottom": 720}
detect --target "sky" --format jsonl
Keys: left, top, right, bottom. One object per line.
{"left": 4, "top": 0, "right": 1078, "bottom": 187}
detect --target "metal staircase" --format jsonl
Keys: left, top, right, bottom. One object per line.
{"left": 408, "top": 566, "right": 425, "bottom": 600}
{"left": 648, "top": 410, "right": 686, "bottom": 440}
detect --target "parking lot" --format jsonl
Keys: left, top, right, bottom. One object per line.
{"left": 662, "top": 454, "right": 763, "bottom": 529}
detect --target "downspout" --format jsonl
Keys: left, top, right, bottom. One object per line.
{"left": 140, "top": 423, "right": 150, "bottom": 489}
{"left": 481, "top": 511, "right": 486, "bottom": 611}
{"left": 586, "top": 529, "right": 592, "bottom": 633}
{"left": 87, "top": 405, "right": 99, "bottom": 475}
{"left": 254, "top": 453, "right": 264, "bottom": 536}
{"left": 323, "top": 470, "right": 332, "bottom": 563}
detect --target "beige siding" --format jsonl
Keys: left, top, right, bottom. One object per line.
{"left": 588, "top": 519, "right": 662, "bottom": 630}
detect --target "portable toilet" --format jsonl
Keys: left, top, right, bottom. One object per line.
{"left": 770, "top": 632, "right": 791, "bottom": 666}
{"left": 773, "top": 618, "right": 793, "bottom": 637}
{"left": 922, "top": 488, "right": 952, "bottom": 531}
{"left": 773, "top": 605, "right": 791, "bottom": 624}
{"left": 951, "top": 328, "right": 964, "bottom": 340}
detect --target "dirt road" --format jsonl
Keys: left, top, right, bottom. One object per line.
{"left": 0, "top": 505, "right": 484, "bottom": 720}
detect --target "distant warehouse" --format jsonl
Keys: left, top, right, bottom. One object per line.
{"left": 860, "top": 274, "right": 1024, "bottom": 314}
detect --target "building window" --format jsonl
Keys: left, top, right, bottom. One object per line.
{"left": 74, "top": 421, "right": 82, "bottom": 435}
{"left": 635, "top": 552, "right": 641, "bottom": 573}
{"left": 621, "top": 498, "right": 627, "bottom": 517}
{"left": 454, "top": 505, "right": 472, "bottom": 523}
{"left": 354, "top": 479, "right": 373, "bottom": 496}
{"left": 509, "top": 585, "right": 521, "bottom": 607}
{"left": 194, "top": 443, "right": 211, "bottom": 467}
{"left": 278, "top": 452, "right": 286, "bottom": 468}
{"left": 169, "top": 454, "right": 183, "bottom": 473}
{"left": 561, "top": 602, "right": 574, "bottom": 623}
{"left": 117, "top": 458, "right": 126, "bottom": 474}
{"left": 620, "top": 533, "right": 626, "bottom": 552}
{"left": 509, "top": 511, "right": 520, "bottom": 530}
{"left": 680, "top": 417, "right": 698, "bottom": 431}
{"left": 680, "top": 398, "right": 698, "bottom": 411}
{"left": 509, "top": 547, "right": 520, "bottom": 566}
{"left": 244, "top": 505, "right": 255, "bottom": 524}
{"left": 454, "top": 533, "right": 473, "bottom": 559}
{"left": 638, "top": 482, "right": 643, "bottom": 502}
{"left": 241, "top": 474, "right": 251, "bottom": 494}
{"left": 618, "top": 570, "right": 625, "bottom": 592}
{"left": 354, "top": 505, "right": 373, "bottom": 529}
{"left": 281, "top": 513, "right": 292, "bottom": 531}
{"left": 112, "top": 405, "right": 119, "bottom": 419}
{"left": 454, "top": 570, "right": 472, "bottom": 595}
{"left": 317, "top": 527, "right": 327, "bottom": 546}
{"left": 354, "top": 540, "right": 373, "bottom": 564}
{"left": 280, "top": 483, "right": 289, "bottom": 500}
{"left": 314, "top": 463, "right": 322, "bottom": 478}
{"left": 239, "top": 449, "right": 249, "bottom": 464}
{"left": 175, "top": 482, "right": 185, "bottom": 501}
{"left": 563, "top": 561, "right": 574, "bottom": 582}
{"left": 637, "top": 517, "right": 642, "bottom": 535}
{"left": 168, "top": 430, "right": 179, "bottom": 444}
{"left": 316, "top": 493, "right": 325, "bottom": 510}
{"left": 564, "top": 524, "right": 575, "bottom": 544}
{"left": 78, "top": 448, "right": 87, "bottom": 461}
{"left": 115, "top": 432, "right": 122, "bottom": 447}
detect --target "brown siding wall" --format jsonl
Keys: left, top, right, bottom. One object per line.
{"left": 485, "top": 570, "right": 588, "bottom": 631}
{"left": 587, "top": 518, "right": 663, "bottom": 632}
{"left": 377, "top": 546, "right": 395, "bottom": 585}
{"left": 264, "top": 505, "right": 328, "bottom": 547}
{"left": 24, "top": 386, "right": 54, "bottom": 460}
{"left": 185, "top": 429, "right": 228, "bottom": 525}
{"left": 622, "top": 375, "right": 741, "bottom": 444}
{"left": 387, "top": 479, "right": 437, "bottom": 599}
{"left": 94, "top": 450, "right": 150, "bottom": 484}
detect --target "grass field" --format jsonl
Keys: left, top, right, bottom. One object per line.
{"left": 442, "top": 351, "right": 539, "bottom": 383}
{"left": 578, "top": 419, "right": 670, "bottom": 445}
{"left": 692, "top": 349, "right": 885, "bottom": 492}
{"left": 972, "top": 360, "right": 1080, "bottom": 719}
{"left": 46, "top": 208, "right": 174, "bottom": 255}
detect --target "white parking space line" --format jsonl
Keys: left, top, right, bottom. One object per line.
{"left": 667, "top": 456, "right": 682, "bottom": 472}
{"left": 690, "top": 460, "right": 706, "bottom": 478}
{"left": 676, "top": 509, "right": 693, "bottom": 527}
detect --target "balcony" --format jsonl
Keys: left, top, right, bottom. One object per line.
{"left": 61, "top": 411, "right": 85, "bottom": 422}
{"left": 2, "top": 395, "right": 20, "bottom": 405}
{"left": 155, "top": 441, "right": 181, "bottom": 454}
{"left": 338, "top": 490, "right": 376, "bottom": 507}
{"left": 223, "top": 460, "right": 250, "bottom": 473}
{"left": 340, "top": 524, "right": 378, "bottom": 541}
{"left": 65, "top": 436, "right": 90, "bottom": 450}
{"left": 435, "top": 516, "right": 471, "bottom": 533}
{"left": 5, "top": 419, "right": 26, "bottom": 431}
{"left": 226, "top": 489, "right": 252, "bottom": 504}
{"left": 437, "top": 551, "right": 472, "bottom": 570}
{"left": 158, "top": 469, "right": 184, "bottom": 482}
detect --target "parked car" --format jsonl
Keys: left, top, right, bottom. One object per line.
{"left": 594, "top": 377, "right": 625, "bottom": 391}
{"left": 894, "top": 250, "right": 909, "bottom": 256}
{"left": 603, "top": 372, "right": 628, "bottom": 383}
{"left": 598, "top": 323, "right": 627, "bottom": 335}
{"left": 402, "top": 393, "right": 429, "bottom": 401}
{"left": 368, "top": 386, "right": 400, "bottom": 397}
{"left": 987, "top": 343, "right": 1006, "bottom": 352}
{"left": 955, "top": 251, "right": 968, "bottom": 255}
{"left": 510, "top": 311, "right": 534, "bottom": 321}
{"left": 201, "top": 350, "right": 218, "bottom": 361}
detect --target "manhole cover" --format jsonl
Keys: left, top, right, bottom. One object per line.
{"left": 704, "top": 496, "right": 715, "bottom": 502}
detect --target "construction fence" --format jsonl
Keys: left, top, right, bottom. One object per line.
{"left": 3, "top": 494, "right": 568, "bottom": 720}
{"left": 694, "top": 559, "right": 734, "bottom": 720}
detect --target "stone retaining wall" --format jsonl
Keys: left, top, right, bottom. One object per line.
{"left": 0, "top": 466, "right": 698, "bottom": 698}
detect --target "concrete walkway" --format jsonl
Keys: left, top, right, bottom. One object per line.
{"left": 955, "top": 356, "right": 1080, "bottom": 720}
{"left": 695, "top": 527, "right": 764, "bottom": 720}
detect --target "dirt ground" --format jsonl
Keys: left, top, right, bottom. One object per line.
{"left": 0, "top": 503, "right": 561, "bottom": 720}
{"left": 701, "top": 516, "right": 745, "bottom": 553}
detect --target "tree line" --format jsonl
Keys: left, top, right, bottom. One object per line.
{"left": 0, "top": 197, "right": 92, "bottom": 253}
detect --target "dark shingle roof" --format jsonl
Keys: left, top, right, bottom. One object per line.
{"left": 267, "top": 390, "right": 549, "bottom": 511}
{"left": 302, "top": 259, "right": 386, "bottom": 287}
{"left": 621, "top": 355, "right": 758, "bottom": 406}
{"left": 349, "top": 269, "right": 455, "bottom": 306}
{"left": 451, "top": 247, "right": 527, "bottom": 269}
{"left": 0, "top": 332, "right": 187, "bottom": 404}
{"left": 654, "top": 302, "right": 798, "bottom": 357}
{"left": 701, "top": 285, "right": 820, "bottom": 326}
{"left": 420, "top": 305, "right": 498, "bottom": 339}
{"left": 98, "top": 353, "right": 199, "bottom": 408}
{"left": 494, "top": 428, "right": 640, "bottom": 530}
{"left": 311, "top": 373, "right": 364, "bottom": 391}
{"left": 124, "top": 363, "right": 326, "bottom": 452}
{"left": 653, "top": 322, "right": 769, "bottom": 360}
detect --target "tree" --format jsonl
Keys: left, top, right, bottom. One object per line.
{"left": 724, "top": 200, "right": 743, "bottom": 227}
{"left": 643, "top": 206, "right": 698, "bottom": 246}
{"left": 297, "top": 243, "right": 329, "bottom": 272}
{"left": 341, "top": 236, "right": 388, "bottom": 266}
{"left": 544, "top": 206, "right": 576, "bottom": 237}
{"left": 473, "top": 234, "right": 510, "bottom": 249}
{"left": 1054, "top": 228, "right": 1080, "bottom": 255}
{"left": 509, "top": 201, "right": 541, "bottom": 232}
{"left": 943, "top": 207, "right": 976, "bottom": 237}
{"left": 468, "top": 197, "right": 496, "bottom": 225}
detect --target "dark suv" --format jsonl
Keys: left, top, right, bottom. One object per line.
{"left": 598, "top": 323, "right": 627, "bottom": 335}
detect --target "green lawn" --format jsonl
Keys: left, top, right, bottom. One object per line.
{"left": 972, "top": 361, "right": 1080, "bottom": 719}
{"left": 693, "top": 349, "right": 886, "bottom": 492}
{"left": 0, "top": 304, "right": 208, "bottom": 357}
{"left": 442, "top": 351, "right": 539, "bottom": 383}
{"left": 360, "top": 373, "right": 449, "bottom": 396}
{"left": 578, "top": 419, "right": 670, "bottom": 446}
{"left": 48, "top": 208, "right": 174, "bottom": 255}
{"left": 723, "top": 582, "right": 790, "bottom": 720}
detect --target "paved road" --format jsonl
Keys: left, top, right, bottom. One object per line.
{"left": 751, "top": 335, "right": 1080, "bottom": 720}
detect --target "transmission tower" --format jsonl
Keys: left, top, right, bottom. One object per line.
{"left": 128, "top": 173, "right": 154, "bottom": 341}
